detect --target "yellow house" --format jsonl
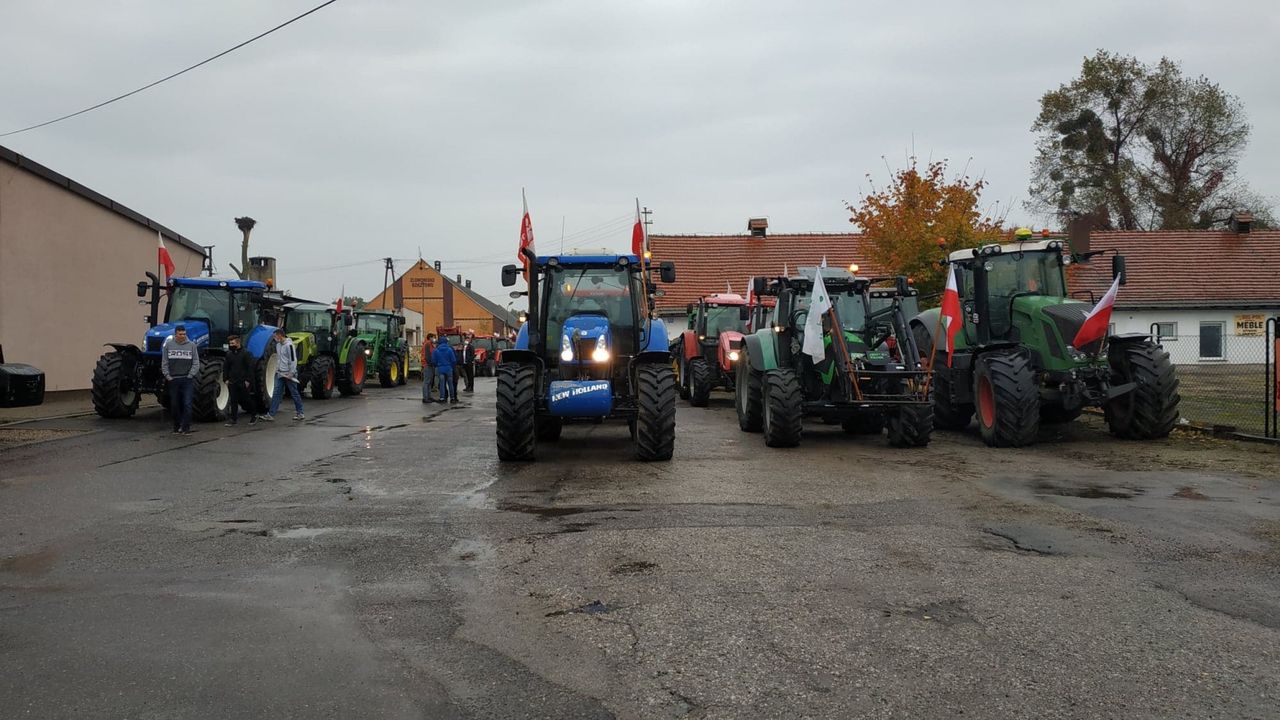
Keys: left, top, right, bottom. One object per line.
{"left": 364, "top": 260, "right": 516, "bottom": 336}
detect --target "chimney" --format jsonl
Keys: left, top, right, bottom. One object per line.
{"left": 433, "top": 260, "right": 441, "bottom": 271}
{"left": 1229, "top": 211, "right": 1253, "bottom": 234}
{"left": 747, "top": 217, "right": 768, "bottom": 238}
{"left": 456, "top": 274, "right": 463, "bottom": 284}
{"left": 465, "top": 280, "right": 472, "bottom": 289}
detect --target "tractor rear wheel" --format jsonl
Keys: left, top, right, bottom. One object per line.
{"left": 486, "top": 358, "right": 497, "bottom": 377}
{"left": 736, "top": 353, "right": 764, "bottom": 432}
{"left": 931, "top": 362, "right": 974, "bottom": 431}
{"left": 841, "top": 411, "right": 883, "bottom": 435}
{"left": 1105, "top": 341, "right": 1180, "bottom": 439}
{"left": 536, "top": 417, "right": 563, "bottom": 442}
{"left": 973, "top": 351, "right": 1039, "bottom": 447}
{"left": 762, "top": 368, "right": 802, "bottom": 448}
{"left": 635, "top": 363, "right": 676, "bottom": 461}
{"left": 309, "top": 355, "right": 336, "bottom": 400}
{"left": 496, "top": 363, "right": 537, "bottom": 461}
{"left": 91, "top": 352, "right": 140, "bottom": 418}
{"left": 379, "top": 352, "right": 399, "bottom": 388}
{"left": 338, "top": 344, "right": 367, "bottom": 396}
{"left": 674, "top": 358, "right": 690, "bottom": 400}
{"left": 192, "top": 357, "right": 228, "bottom": 422}
{"left": 887, "top": 403, "right": 934, "bottom": 447}
{"left": 688, "top": 358, "right": 713, "bottom": 407}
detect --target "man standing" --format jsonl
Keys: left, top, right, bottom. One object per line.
{"left": 421, "top": 332, "right": 437, "bottom": 403}
{"left": 263, "top": 327, "right": 305, "bottom": 421}
{"left": 223, "top": 334, "right": 257, "bottom": 426}
{"left": 461, "top": 331, "right": 477, "bottom": 393}
{"left": 431, "top": 334, "right": 457, "bottom": 404}
{"left": 162, "top": 323, "right": 200, "bottom": 434}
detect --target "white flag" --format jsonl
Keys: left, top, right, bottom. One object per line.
{"left": 802, "top": 267, "right": 832, "bottom": 360}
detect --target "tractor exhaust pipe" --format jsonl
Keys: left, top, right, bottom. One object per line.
{"left": 521, "top": 247, "right": 542, "bottom": 355}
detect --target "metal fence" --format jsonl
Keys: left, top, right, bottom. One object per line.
{"left": 1151, "top": 320, "right": 1279, "bottom": 437}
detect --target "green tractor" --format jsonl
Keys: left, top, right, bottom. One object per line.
{"left": 911, "top": 230, "right": 1180, "bottom": 447}
{"left": 279, "top": 302, "right": 360, "bottom": 400}
{"left": 738, "top": 267, "right": 933, "bottom": 448}
{"left": 351, "top": 309, "right": 409, "bottom": 388}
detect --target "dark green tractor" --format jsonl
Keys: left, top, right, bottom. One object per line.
{"left": 737, "top": 267, "right": 933, "bottom": 448}
{"left": 911, "top": 230, "right": 1180, "bottom": 447}
{"left": 351, "top": 309, "right": 409, "bottom": 388}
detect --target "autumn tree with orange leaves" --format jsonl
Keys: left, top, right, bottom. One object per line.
{"left": 847, "top": 158, "right": 1005, "bottom": 299}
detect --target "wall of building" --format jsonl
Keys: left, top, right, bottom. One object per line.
{"left": 365, "top": 260, "right": 511, "bottom": 336}
{"left": 0, "top": 163, "right": 206, "bottom": 390}
{"left": 1111, "top": 307, "right": 1280, "bottom": 364}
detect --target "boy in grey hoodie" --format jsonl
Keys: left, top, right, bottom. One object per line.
{"left": 264, "top": 327, "right": 305, "bottom": 421}
{"left": 162, "top": 323, "right": 201, "bottom": 434}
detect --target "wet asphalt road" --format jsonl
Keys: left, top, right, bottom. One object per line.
{"left": 1, "top": 379, "right": 1279, "bottom": 719}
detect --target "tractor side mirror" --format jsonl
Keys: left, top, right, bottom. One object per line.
{"left": 1111, "top": 254, "right": 1126, "bottom": 285}
{"left": 739, "top": 306, "right": 750, "bottom": 321}
{"left": 752, "top": 277, "right": 767, "bottom": 295}
{"left": 136, "top": 282, "right": 149, "bottom": 298}
{"left": 501, "top": 264, "right": 520, "bottom": 287}
{"left": 659, "top": 261, "right": 676, "bottom": 284}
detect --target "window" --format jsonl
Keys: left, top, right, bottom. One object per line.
{"left": 1198, "top": 322, "right": 1224, "bottom": 360}
{"left": 1155, "top": 322, "right": 1177, "bottom": 342}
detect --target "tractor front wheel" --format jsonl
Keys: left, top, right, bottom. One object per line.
{"left": 1105, "top": 341, "right": 1180, "bottom": 439}
{"left": 379, "top": 353, "right": 399, "bottom": 388}
{"left": 736, "top": 353, "right": 764, "bottom": 432}
{"left": 887, "top": 403, "right": 934, "bottom": 447}
{"left": 688, "top": 357, "right": 713, "bottom": 407}
{"left": 634, "top": 363, "right": 676, "bottom": 461}
{"left": 496, "top": 363, "right": 537, "bottom": 461}
{"left": 973, "top": 352, "right": 1039, "bottom": 447}
{"left": 192, "top": 357, "right": 229, "bottom": 422}
{"left": 310, "top": 355, "right": 336, "bottom": 400}
{"left": 762, "top": 368, "right": 802, "bottom": 448}
{"left": 338, "top": 344, "right": 367, "bottom": 396}
{"left": 396, "top": 354, "right": 408, "bottom": 386}
{"left": 91, "top": 352, "right": 140, "bottom": 418}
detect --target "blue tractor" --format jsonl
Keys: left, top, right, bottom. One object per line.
{"left": 91, "top": 273, "right": 279, "bottom": 422}
{"left": 497, "top": 251, "right": 679, "bottom": 461}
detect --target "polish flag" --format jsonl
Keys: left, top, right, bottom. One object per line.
{"left": 631, "top": 199, "right": 646, "bottom": 258}
{"left": 745, "top": 277, "right": 754, "bottom": 306}
{"left": 940, "top": 265, "right": 962, "bottom": 367}
{"left": 157, "top": 232, "right": 176, "bottom": 281}
{"left": 335, "top": 285, "right": 345, "bottom": 315}
{"left": 519, "top": 191, "right": 535, "bottom": 272}
{"left": 1072, "top": 274, "right": 1121, "bottom": 350}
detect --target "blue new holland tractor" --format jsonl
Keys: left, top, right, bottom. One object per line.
{"left": 497, "top": 251, "right": 679, "bottom": 461}
{"left": 91, "top": 273, "right": 279, "bottom": 422}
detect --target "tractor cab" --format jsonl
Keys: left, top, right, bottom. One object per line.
{"left": 673, "top": 293, "right": 751, "bottom": 406}
{"left": 947, "top": 239, "right": 1077, "bottom": 352}
{"left": 353, "top": 309, "right": 409, "bottom": 388}
{"left": 145, "top": 277, "right": 270, "bottom": 356}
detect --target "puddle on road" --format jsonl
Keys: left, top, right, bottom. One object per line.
{"left": 271, "top": 526, "right": 336, "bottom": 540}
{"left": 0, "top": 548, "right": 58, "bottom": 576}
{"left": 1035, "top": 481, "right": 1144, "bottom": 500}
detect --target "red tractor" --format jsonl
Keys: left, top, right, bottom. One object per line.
{"left": 671, "top": 293, "right": 751, "bottom": 406}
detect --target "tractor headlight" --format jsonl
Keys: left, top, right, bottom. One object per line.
{"left": 560, "top": 334, "right": 574, "bottom": 362}
{"left": 364, "top": 348, "right": 372, "bottom": 356}
{"left": 728, "top": 350, "right": 740, "bottom": 362}
{"left": 591, "top": 334, "right": 610, "bottom": 363}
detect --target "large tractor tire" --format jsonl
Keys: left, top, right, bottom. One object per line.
{"left": 397, "top": 354, "right": 408, "bottom": 386}
{"left": 338, "top": 343, "right": 367, "bottom": 396}
{"left": 486, "top": 358, "right": 497, "bottom": 377}
{"left": 496, "top": 363, "right": 537, "bottom": 461}
{"left": 634, "top": 362, "right": 677, "bottom": 461}
{"left": 762, "top": 368, "right": 803, "bottom": 448}
{"left": 736, "top": 352, "right": 764, "bottom": 432}
{"left": 931, "top": 362, "right": 975, "bottom": 431}
{"left": 309, "top": 355, "right": 336, "bottom": 400}
{"left": 255, "top": 345, "right": 278, "bottom": 411}
{"left": 91, "top": 352, "right": 140, "bottom": 419}
{"left": 1105, "top": 341, "right": 1180, "bottom": 439}
{"left": 973, "top": 351, "right": 1039, "bottom": 447}
{"left": 688, "top": 357, "right": 713, "bottom": 407}
{"left": 536, "top": 417, "right": 563, "bottom": 442}
{"left": 842, "top": 411, "right": 883, "bottom": 435}
{"left": 379, "top": 352, "right": 400, "bottom": 388}
{"left": 192, "top": 357, "right": 229, "bottom": 422}
{"left": 887, "top": 403, "right": 934, "bottom": 447}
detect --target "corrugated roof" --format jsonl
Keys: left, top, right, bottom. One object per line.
{"left": 0, "top": 143, "right": 205, "bottom": 256}
{"left": 649, "top": 233, "right": 879, "bottom": 308}
{"left": 1068, "top": 230, "right": 1280, "bottom": 307}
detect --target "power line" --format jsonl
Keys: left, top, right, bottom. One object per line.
{"left": 0, "top": 0, "right": 342, "bottom": 138}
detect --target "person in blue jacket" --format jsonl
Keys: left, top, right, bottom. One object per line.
{"left": 431, "top": 337, "right": 458, "bottom": 404}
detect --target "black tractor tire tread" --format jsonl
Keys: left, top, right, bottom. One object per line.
{"left": 192, "top": 357, "right": 226, "bottom": 423}
{"left": 688, "top": 358, "right": 713, "bottom": 407}
{"left": 91, "top": 352, "right": 139, "bottom": 418}
{"left": 496, "top": 363, "right": 537, "bottom": 461}
{"left": 397, "top": 353, "right": 408, "bottom": 386}
{"left": 762, "top": 368, "right": 803, "bottom": 448}
{"left": 1106, "top": 342, "right": 1180, "bottom": 439}
{"left": 309, "top": 355, "right": 335, "bottom": 400}
{"left": 976, "top": 352, "right": 1039, "bottom": 447}
{"left": 886, "top": 403, "right": 934, "bottom": 447}
{"left": 634, "top": 363, "right": 677, "bottom": 461}
{"left": 378, "top": 352, "right": 398, "bottom": 388}
{"left": 736, "top": 356, "right": 764, "bottom": 432}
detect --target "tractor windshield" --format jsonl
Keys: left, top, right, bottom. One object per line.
{"left": 703, "top": 306, "right": 746, "bottom": 337}
{"left": 544, "top": 265, "right": 638, "bottom": 355}
{"left": 285, "top": 309, "right": 332, "bottom": 334}
{"left": 354, "top": 314, "right": 394, "bottom": 335}
{"left": 791, "top": 288, "right": 867, "bottom": 332}
{"left": 474, "top": 338, "right": 495, "bottom": 352}
{"left": 965, "top": 251, "right": 1066, "bottom": 339}
{"left": 167, "top": 287, "right": 260, "bottom": 345}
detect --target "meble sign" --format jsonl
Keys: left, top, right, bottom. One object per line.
{"left": 1235, "top": 314, "right": 1266, "bottom": 336}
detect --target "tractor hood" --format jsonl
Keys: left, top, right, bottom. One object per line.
{"left": 560, "top": 313, "right": 611, "bottom": 365}
{"left": 1020, "top": 296, "right": 1103, "bottom": 354}
{"left": 716, "top": 330, "right": 746, "bottom": 369}
{"left": 144, "top": 321, "right": 210, "bottom": 354}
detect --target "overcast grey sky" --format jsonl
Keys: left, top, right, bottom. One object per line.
{"left": 3, "top": 0, "right": 1277, "bottom": 305}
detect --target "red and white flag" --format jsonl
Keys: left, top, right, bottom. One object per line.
{"left": 519, "top": 190, "right": 535, "bottom": 272}
{"left": 631, "top": 199, "right": 646, "bottom": 258}
{"left": 940, "top": 265, "right": 962, "bottom": 367}
{"left": 335, "top": 285, "right": 345, "bottom": 315}
{"left": 1072, "top": 274, "right": 1121, "bottom": 349}
{"left": 745, "top": 277, "right": 755, "bottom": 306}
{"left": 157, "top": 231, "right": 176, "bottom": 281}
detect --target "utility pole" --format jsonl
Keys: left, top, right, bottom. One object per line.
{"left": 641, "top": 206, "right": 653, "bottom": 234}
{"left": 201, "top": 246, "right": 216, "bottom": 277}
{"left": 382, "top": 257, "right": 395, "bottom": 309}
